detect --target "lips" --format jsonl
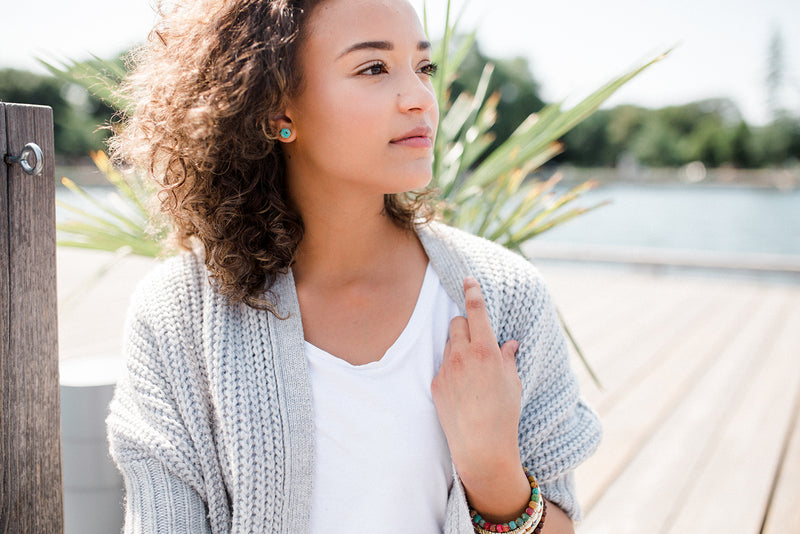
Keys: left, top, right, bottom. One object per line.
{"left": 390, "top": 126, "right": 433, "bottom": 148}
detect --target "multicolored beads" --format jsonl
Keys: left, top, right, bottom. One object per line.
{"left": 469, "top": 467, "right": 545, "bottom": 534}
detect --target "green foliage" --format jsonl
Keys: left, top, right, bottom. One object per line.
{"left": 752, "top": 115, "right": 800, "bottom": 166}
{"left": 633, "top": 117, "right": 686, "bottom": 167}
{"left": 560, "top": 99, "right": 800, "bottom": 168}
{"left": 560, "top": 110, "right": 617, "bottom": 167}
{"left": 0, "top": 68, "right": 112, "bottom": 156}
{"left": 729, "top": 121, "right": 756, "bottom": 168}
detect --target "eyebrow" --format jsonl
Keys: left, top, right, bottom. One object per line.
{"left": 336, "top": 40, "right": 431, "bottom": 60}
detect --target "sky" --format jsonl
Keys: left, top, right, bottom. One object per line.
{"left": 2, "top": 0, "right": 798, "bottom": 126}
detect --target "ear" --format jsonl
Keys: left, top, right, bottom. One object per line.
{"left": 269, "top": 107, "right": 296, "bottom": 143}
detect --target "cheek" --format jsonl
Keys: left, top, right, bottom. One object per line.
{"left": 304, "top": 82, "right": 380, "bottom": 132}
{"left": 304, "top": 86, "right": 386, "bottom": 158}
{"left": 307, "top": 74, "right": 373, "bottom": 115}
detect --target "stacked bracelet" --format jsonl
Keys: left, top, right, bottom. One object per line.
{"left": 469, "top": 467, "right": 546, "bottom": 533}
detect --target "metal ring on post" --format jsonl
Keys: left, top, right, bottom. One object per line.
{"left": 4, "top": 142, "right": 44, "bottom": 176}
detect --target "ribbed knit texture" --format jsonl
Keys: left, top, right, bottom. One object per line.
{"left": 106, "top": 221, "right": 601, "bottom": 533}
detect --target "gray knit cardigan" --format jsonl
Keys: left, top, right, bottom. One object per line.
{"left": 106, "top": 221, "right": 601, "bottom": 533}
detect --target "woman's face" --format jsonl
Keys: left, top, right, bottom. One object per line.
{"left": 282, "top": 0, "right": 439, "bottom": 198}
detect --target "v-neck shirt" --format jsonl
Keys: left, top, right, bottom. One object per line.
{"left": 304, "top": 262, "right": 461, "bottom": 533}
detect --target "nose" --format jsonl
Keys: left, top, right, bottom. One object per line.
{"left": 396, "top": 68, "right": 437, "bottom": 114}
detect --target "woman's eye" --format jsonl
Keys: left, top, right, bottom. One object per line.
{"left": 357, "top": 61, "right": 438, "bottom": 77}
{"left": 420, "top": 62, "right": 439, "bottom": 77}
{"left": 360, "top": 62, "right": 387, "bottom": 76}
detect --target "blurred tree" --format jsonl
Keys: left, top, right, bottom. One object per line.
{"left": 752, "top": 115, "right": 800, "bottom": 166}
{"left": 729, "top": 120, "right": 756, "bottom": 168}
{"left": 766, "top": 26, "right": 785, "bottom": 120}
{"left": 557, "top": 104, "right": 647, "bottom": 167}
{"left": 0, "top": 68, "right": 113, "bottom": 156}
{"left": 631, "top": 116, "right": 684, "bottom": 166}
{"left": 558, "top": 110, "right": 616, "bottom": 166}
{"left": 688, "top": 117, "right": 732, "bottom": 167}
{"left": 559, "top": 98, "right": 765, "bottom": 168}
{"left": 606, "top": 105, "right": 647, "bottom": 148}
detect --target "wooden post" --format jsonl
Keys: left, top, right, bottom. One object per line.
{"left": 0, "top": 103, "right": 63, "bottom": 533}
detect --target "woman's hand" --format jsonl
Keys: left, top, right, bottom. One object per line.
{"left": 431, "top": 276, "right": 531, "bottom": 521}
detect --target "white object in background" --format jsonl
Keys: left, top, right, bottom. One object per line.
{"left": 60, "top": 356, "right": 125, "bottom": 534}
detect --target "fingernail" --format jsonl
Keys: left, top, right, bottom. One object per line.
{"left": 464, "top": 276, "right": 478, "bottom": 287}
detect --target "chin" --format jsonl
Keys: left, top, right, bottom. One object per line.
{"left": 396, "top": 172, "right": 433, "bottom": 194}
{"left": 369, "top": 163, "right": 433, "bottom": 194}
{"left": 400, "top": 164, "right": 434, "bottom": 190}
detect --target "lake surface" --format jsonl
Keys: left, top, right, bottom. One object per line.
{"left": 533, "top": 183, "right": 800, "bottom": 257}
{"left": 56, "top": 183, "right": 800, "bottom": 257}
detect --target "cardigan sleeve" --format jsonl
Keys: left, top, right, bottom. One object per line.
{"left": 512, "top": 271, "right": 602, "bottom": 521}
{"left": 117, "top": 458, "right": 212, "bottom": 534}
{"left": 106, "top": 268, "right": 215, "bottom": 534}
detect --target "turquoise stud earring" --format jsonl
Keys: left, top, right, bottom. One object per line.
{"left": 280, "top": 128, "right": 292, "bottom": 139}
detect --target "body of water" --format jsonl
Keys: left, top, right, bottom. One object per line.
{"left": 534, "top": 183, "right": 800, "bottom": 257}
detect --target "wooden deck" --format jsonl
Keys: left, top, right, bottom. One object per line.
{"left": 534, "top": 262, "right": 800, "bottom": 533}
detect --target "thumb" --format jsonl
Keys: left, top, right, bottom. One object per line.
{"left": 500, "top": 339, "right": 519, "bottom": 362}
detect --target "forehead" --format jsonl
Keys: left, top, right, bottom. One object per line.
{"left": 305, "top": 0, "right": 427, "bottom": 52}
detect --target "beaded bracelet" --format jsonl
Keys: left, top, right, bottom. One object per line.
{"left": 473, "top": 499, "right": 543, "bottom": 534}
{"left": 533, "top": 499, "right": 546, "bottom": 534}
{"left": 469, "top": 467, "right": 544, "bottom": 533}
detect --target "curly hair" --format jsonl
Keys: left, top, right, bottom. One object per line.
{"left": 111, "top": 0, "right": 436, "bottom": 313}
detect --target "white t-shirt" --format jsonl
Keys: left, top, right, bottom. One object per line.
{"left": 305, "top": 262, "right": 461, "bottom": 533}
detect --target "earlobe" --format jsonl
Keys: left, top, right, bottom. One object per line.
{"left": 269, "top": 112, "right": 296, "bottom": 142}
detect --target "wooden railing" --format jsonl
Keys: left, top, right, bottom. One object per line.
{"left": 524, "top": 242, "right": 800, "bottom": 277}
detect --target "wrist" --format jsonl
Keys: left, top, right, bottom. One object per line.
{"left": 454, "top": 442, "right": 522, "bottom": 485}
{"left": 469, "top": 467, "right": 548, "bottom": 533}
{"left": 462, "top": 463, "right": 531, "bottom": 523}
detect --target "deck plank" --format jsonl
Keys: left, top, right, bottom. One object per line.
{"left": 762, "top": 384, "right": 800, "bottom": 534}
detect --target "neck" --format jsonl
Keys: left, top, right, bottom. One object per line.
{"left": 289, "top": 186, "right": 419, "bottom": 287}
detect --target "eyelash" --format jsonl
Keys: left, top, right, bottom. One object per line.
{"left": 359, "top": 61, "right": 439, "bottom": 77}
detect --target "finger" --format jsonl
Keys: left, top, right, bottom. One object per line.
{"left": 449, "top": 315, "right": 470, "bottom": 343}
{"left": 442, "top": 338, "right": 452, "bottom": 361}
{"left": 463, "top": 276, "right": 496, "bottom": 344}
{"left": 500, "top": 339, "right": 519, "bottom": 363}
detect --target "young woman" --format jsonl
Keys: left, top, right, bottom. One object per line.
{"left": 106, "top": 0, "right": 601, "bottom": 532}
